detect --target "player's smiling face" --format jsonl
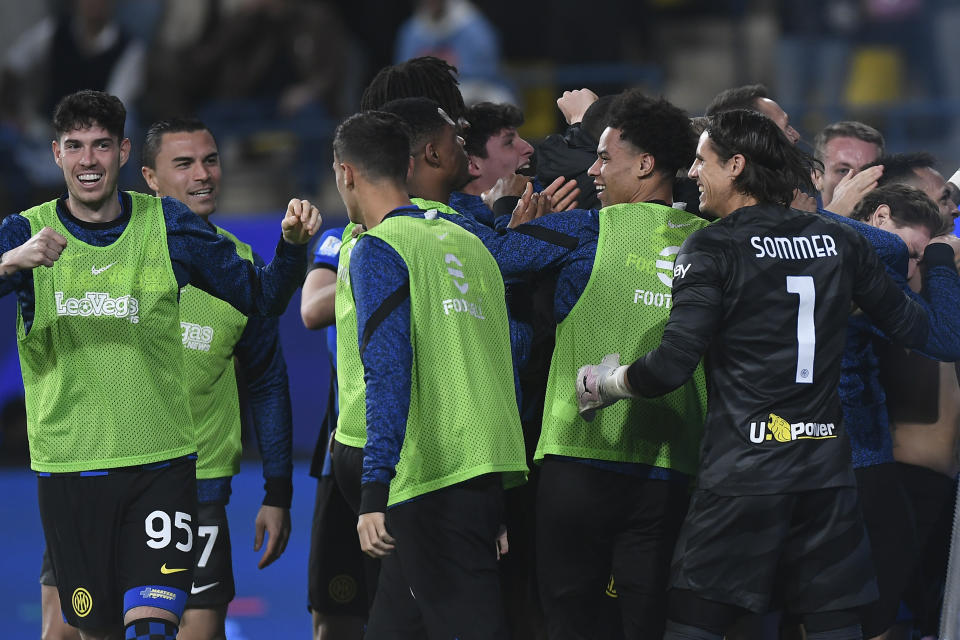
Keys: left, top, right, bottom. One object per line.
{"left": 588, "top": 127, "right": 644, "bottom": 208}
{"left": 144, "top": 130, "right": 221, "bottom": 218}
{"left": 688, "top": 131, "right": 737, "bottom": 217}
{"left": 53, "top": 123, "right": 129, "bottom": 212}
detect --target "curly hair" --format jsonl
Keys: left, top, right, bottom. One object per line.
{"left": 705, "top": 110, "right": 819, "bottom": 207}
{"left": 52, "top": 90, "right": 126, "bottom": 140}
{"left": 606, "top": 89, "right": 697, "bottom": 177}
{"left": 361, "top": 56, "right": 466, "bottom": 123}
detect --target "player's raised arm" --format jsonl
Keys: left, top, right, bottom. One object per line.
{"left": 164, "top": 197, "right": 314, "bottom": 317}
{"left": 0, "top": 226, "right": 67, "bottom": 274}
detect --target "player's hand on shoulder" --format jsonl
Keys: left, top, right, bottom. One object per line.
{"left": 2, "top": 226, "right": 67, "bottom": 274}
{"left": 576, "top": 353, "right": 634, "bottom": 421}
{"left": 281, "top": 198, "right": 322, "bottom": 244}
{"left": 357, "top": 512, "right": 395, "bottom": 558}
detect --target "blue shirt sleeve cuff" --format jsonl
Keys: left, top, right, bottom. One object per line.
{"left": 263, "top": 476, "right": 293, "bottom": 509}
{"left": 359, "top": 482, "right": 390, "bottom": 514}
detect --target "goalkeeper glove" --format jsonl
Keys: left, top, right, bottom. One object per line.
{"left": 576, "top": 353, "right": 634, "bottom": 422}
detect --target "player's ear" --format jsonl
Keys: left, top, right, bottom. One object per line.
{"left": 635, "top": 152, "right": 655, "bottom": 179}
{"left": 468, "top": 155, "right": 483, "bottom": 178}
{"left": 141, "top": 166, "right": 160, "bottom": 193}
{"left": 423, "top": 140, "right": 442, "bottom": 168}
{"left": 119, "top": 137, "right": 131, "bottom": 168}
{"left": 342, "top": 163, "right": 356, "bottom": 189}
{"left": 728, "top": 153, "right": 746, "bottom": 178}
{"left": 871, "top": 204, "right": 891, "bottom": 227}
{"left": 52, "top": 139, "right": 62, "bottom": 168}
{"left": 406, "top": 156, "right": 415, "bottom": 183}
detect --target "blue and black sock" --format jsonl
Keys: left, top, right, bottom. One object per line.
{"left": 124, "top": 617, "right": 178, "bottom": 640}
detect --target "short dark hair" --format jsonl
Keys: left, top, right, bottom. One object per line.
{"left": 607, "top": 90, "right": 697, "bottom": 177}
{"left": 333, "top": 111, "right": 411, "bottom": 184}
{"left": 379, "top": 97, "right": 450, "bottom": 152}
{"left": 705, "top": 84, "right": 769, "bottom": 116}
{"left": 142, "top": 117, "right": 214, "bottom": 169}
{"left": 580, "top": 94, "right": 617, "bottom": 143}
{"left": 360, "top": 56, "right": 466, "bottom": 123}
{"left": 462, "top": 102, "right": 523, "bottom": 157}
{"left": 52, "top": 90, "right": 126, "bottom": 140}
{"left": 704, "top": 109, "right": 819, "bottom": 207}
{"left": 865, "top": 152, "right": 939, "bottom": 187}
{"left": 813, "top": 121, "right": 885, "bottom": 163}
{"left": 850, "top": 183, "right": 947, "bottom": 235}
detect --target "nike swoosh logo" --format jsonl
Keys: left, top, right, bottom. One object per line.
{"left": 666, "top": 221, "right": 695, "bottom": 229}
{"left": 435, "top": 233, "right": 448, "bottom": 240}
{"left": 190, "top": 581, "right": 220, "bottom": 595}
{"left": 160, "top": 563, "right": 188, "bottom": 574}
{"left": 91, "top": 262, "right": 116, "bottom": 275}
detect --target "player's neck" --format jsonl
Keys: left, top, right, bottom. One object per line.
{"left": 461, "top": 175, "right": 494, "bottom": 197}
{"left": 359, "top": 185, "right": 412, "bottom": 230}
{"left": 407, "top": 174, "right": 451, "bottom": 207}
{"left": 65, "top": 190, "right": 122, "bottom": 224}
{"left": 719, "top": 194, "right": 759, "bottom": 217}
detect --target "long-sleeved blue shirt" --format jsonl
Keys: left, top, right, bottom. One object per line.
{"left": 351, "top": 206, "right": 532, "bottom": 513}
{"left": 199, "top": 250, "right": 294, "bottom": 507}
{"left": 449, "top": 191, "right": 498, "bottom": 229}
{"left": 0, "top": 192, "right": 307, "bottom": 326}
{"left": 818, "top": 208, "right": 960, "bottom": 468}
{"left": 2, "top": 192, "right": 307, "bottom": 492}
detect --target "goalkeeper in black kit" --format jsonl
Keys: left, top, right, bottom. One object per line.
{"left": 577, "top": 109, "right": 937, "bottom": 640}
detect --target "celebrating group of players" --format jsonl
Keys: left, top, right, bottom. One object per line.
{"left": 9, "top": 54, "right": 960, "bottom": 640}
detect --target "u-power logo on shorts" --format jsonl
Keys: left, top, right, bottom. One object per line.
{"left": 749, "top": 413, "right": 836, "bottom": 444}
{"left": 55, "top": 292, "right": 140, "bottom": 323}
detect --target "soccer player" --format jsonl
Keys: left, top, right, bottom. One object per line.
{"left": 504, "top": 89, "right": 710, "bottom": 640}
{"left": 334, "top": 109, "right": 528, "bottom": 637}
{"left": 300, "top": 226, "right": 369, "bottom": 640}
{"left": 840, "top": 184, "right": 960, "bottom": 638}
{"left": 812, "top": 121, "right": 884, "bottom": 211}
{"left": 577, "top": 109, "right": 931, "bottom": 640}
{"left": 38, "top": 117, "right": 299, "bottom": 640}
{"left": 7, "top": 90, "right": 317, "bottom": 640}
{"left": 451, "top": 101, "right": 535, "bottom": 227}
{"left": 141, "top": 118, "right": 294, "bottom": 639}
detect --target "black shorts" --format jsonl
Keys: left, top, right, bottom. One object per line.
{"left": 40, "top": 546, "right": 56, "bottom": 586}
{"left": 331, "top": 440, "right": 363, "bottom": 515}
{"left": 670, "top": 487, "right": 878, "bottom": 614}
{"left": 366, "top": 475, "right": 509, "bottom": 639}
{"left": 38, "top": 456, "right": 198, "bottom": 630}
{"left": 307, "top": 474, "right": 368, "bottom": 617}
{"left": 535, "top": 458, "right": 690, "bottom": 640}
{"left": 854, "top": 463, "right": 919, "bottom": 638}
{"left": 184, "top": 502, "right": 236, "bottom": 609}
